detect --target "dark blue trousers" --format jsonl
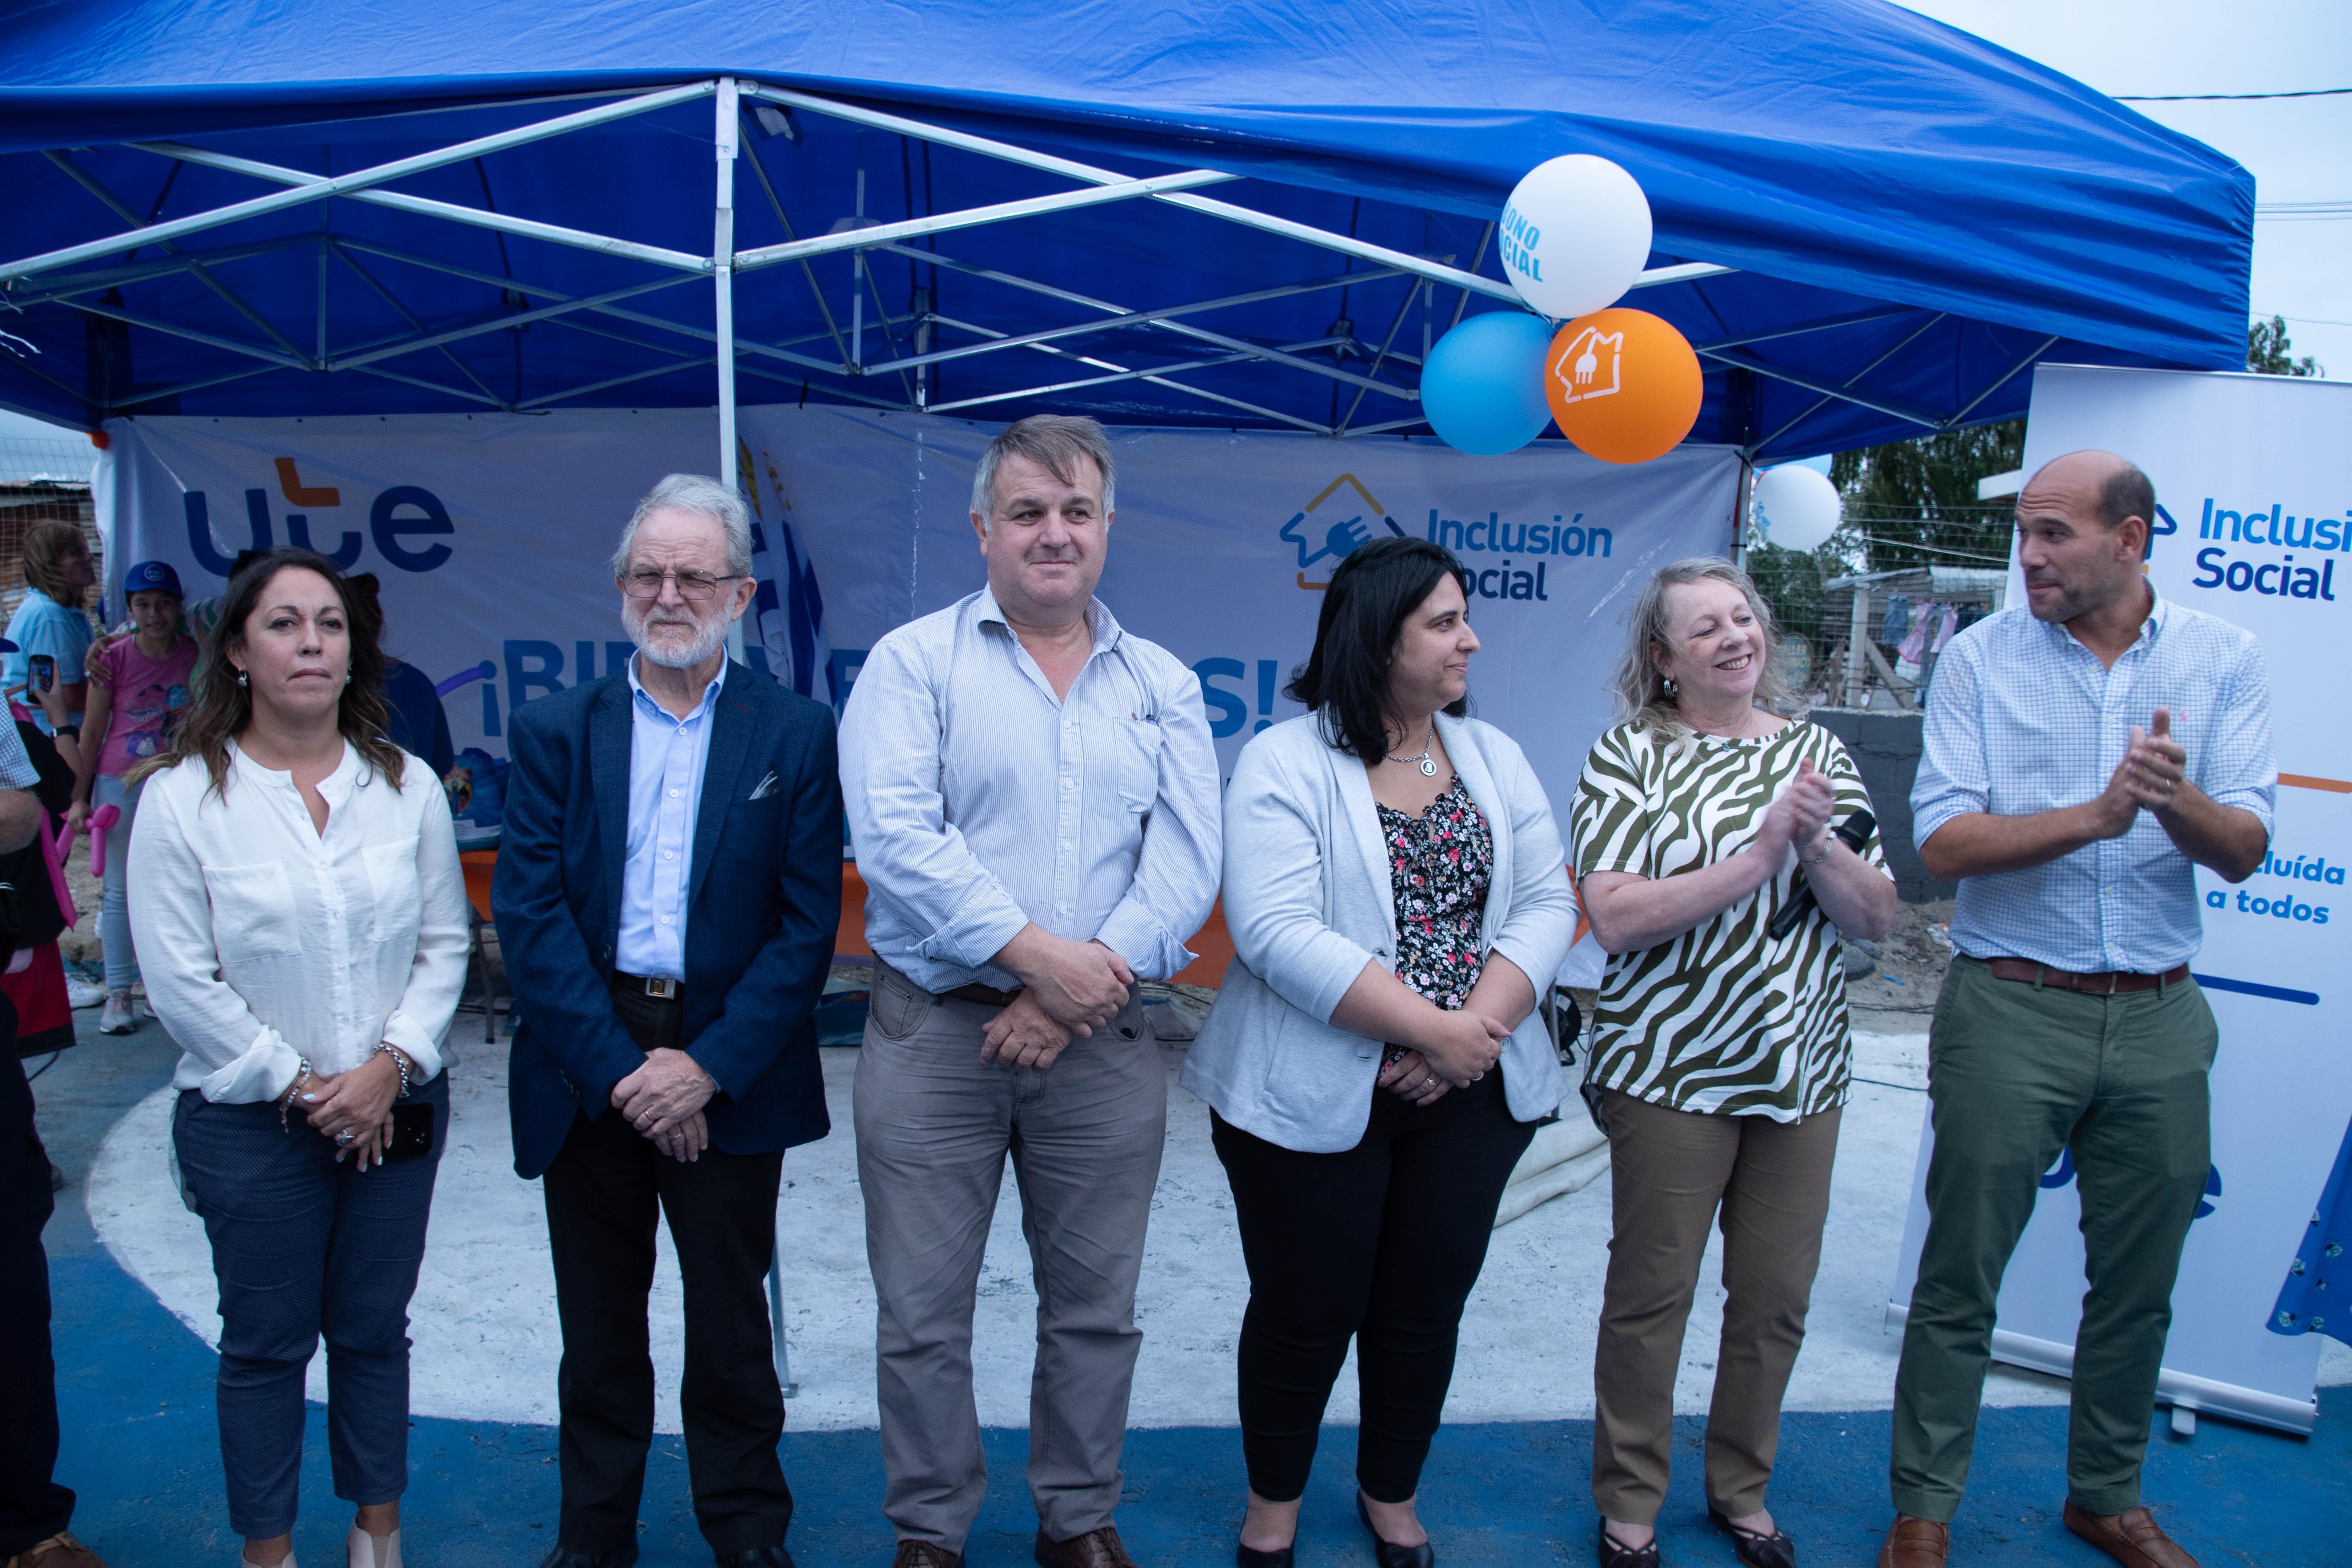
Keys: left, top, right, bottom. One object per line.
{"left": 173, "top": 1071, "right": 447, "bottom": 1538}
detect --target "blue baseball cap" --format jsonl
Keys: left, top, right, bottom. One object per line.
{"left": 123, "top": 560, "right": 184, "bottom": 598}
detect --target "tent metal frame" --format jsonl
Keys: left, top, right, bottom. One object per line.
{"left": 3, "top": 69, "right": 2014, "bottom": 474}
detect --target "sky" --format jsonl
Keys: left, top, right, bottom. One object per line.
{"left": 1899, "top": 0, "right": 2352, "bottom": 378}
{"left": 2, "top": 0, "right": 2342, "bottom": 449}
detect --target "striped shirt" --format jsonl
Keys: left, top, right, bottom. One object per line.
{"left": 1910, "top": 590, "right": 2273, "bottom": 974}
{"left": 1572, "top": 718, "right": 1885, "bottom": 1120}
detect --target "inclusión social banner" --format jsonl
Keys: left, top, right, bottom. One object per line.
{"left": 1890, "top": 363, "right": 2352, "bottom": 1434}
{"left": 95, "top": 404, "right": 1739, "bottom": 851}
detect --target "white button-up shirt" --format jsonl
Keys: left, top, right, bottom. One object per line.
{"left": 1911, "top": 591, "right": 2274, "bottom": 973}
{"left": 616, "top": 654, "right": 724, "bottom": 980}
{"left": 129, "top": 741, "right": 471, "bottom": 1102}
{"left": 838, "top": 586, "right": 1221, "bottom": 992}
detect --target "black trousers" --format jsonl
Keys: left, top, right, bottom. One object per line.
{"left": 1210, "top": 1070, "right": 1535, "bottom": 1505}
{"left": 0, "top": 994, "right": 75, "bottom": 1557}
{"left": 542, "top": 981, "right": 792, "bottom": 1557}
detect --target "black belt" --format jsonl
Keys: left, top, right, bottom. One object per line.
{"left": 612, "top": 969, "right": 683, "bottom": 1001}
{"left": 943, "top": 981, "right": 1021, "bottom": 1009}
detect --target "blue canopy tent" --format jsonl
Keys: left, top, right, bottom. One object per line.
{"left": 0, "top": 0, "right": 2252, "bottom": 469}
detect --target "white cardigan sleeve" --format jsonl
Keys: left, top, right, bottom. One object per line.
{"left": 126, "top": 770, "right": 304, "bottom": 1104}
{"left": 374, "top": 779, "right": 471, "bottom": 1082}
{"left": 1220, "top": 737, "right": 1379, "bottom": 1025}
{"left": 1481, "top": 727, "right": 1577, "bottom": 991}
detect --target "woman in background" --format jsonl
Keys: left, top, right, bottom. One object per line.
{"left": 4, "top": 520, "right": 96, "bottom": 768}
{"left": 1572, "top": 558, "right": 1895, "bottom": 1568}
{"left": 65, "top": 561, "right": 197, "bottom": 1035}
{"left": 131, "top": 546, "right": 467, "bottom": 1568}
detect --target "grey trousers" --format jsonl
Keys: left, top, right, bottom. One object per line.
{"left": 855, "top": 963, "right": 1165, "bottom": 1552}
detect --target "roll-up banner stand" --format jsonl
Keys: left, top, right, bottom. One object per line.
{"left": 1889, "top": 364, "right": 2352, "bottom": 1434}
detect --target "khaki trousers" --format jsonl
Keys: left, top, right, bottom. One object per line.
{"left": 1590, "top": 1090, "right": 1842, "bottom": 1524}
{"left": 854, "top": 964, "right": 1165, "bottom": 1553}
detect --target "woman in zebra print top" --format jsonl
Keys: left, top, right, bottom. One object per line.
{"left": 1571, "top": 558, "right": 1895, "bottom": 1568}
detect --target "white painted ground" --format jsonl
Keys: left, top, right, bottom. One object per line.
{"left": 86, "top": 1032, "right": 2347, "bottom": 1435}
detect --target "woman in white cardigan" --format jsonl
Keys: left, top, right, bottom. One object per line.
{"left": 1184, "top": 537, "right": 1577, "bottom": 1568}
{"left": 128, "top": 547, "right": 468, "bottom": 1568}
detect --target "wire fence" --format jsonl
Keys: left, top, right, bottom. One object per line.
{"left": 1750, "top": 508, "right": 2015, "bottom": 710}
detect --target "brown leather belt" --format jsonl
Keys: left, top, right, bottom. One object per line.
{"left": 1983, "top": 958, "right": 2189, "bottom": 995}
{"left": 612, "top": 969, "right": 683, "bottom": 1001}
{"left": 942, "top": 981, "right": 1022, "bottom": 1009}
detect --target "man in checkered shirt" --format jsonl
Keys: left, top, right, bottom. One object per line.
{"left": 1878, "top": 451, "right": 2273, "bottom": 1568}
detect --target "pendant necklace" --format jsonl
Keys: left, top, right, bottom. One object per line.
{"left": 1390, "top": 721, "right": 1439, "bottom": 776}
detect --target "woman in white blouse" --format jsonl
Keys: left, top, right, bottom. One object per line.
{"left": 128, "top": 546, "right": 467, "bottom": 1568}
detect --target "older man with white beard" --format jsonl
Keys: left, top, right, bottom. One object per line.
{"left": 495, "top": 474, "right": 844, "bottom": 1568}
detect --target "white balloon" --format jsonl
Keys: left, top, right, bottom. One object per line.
{"left": 1751, "top": 464, "right": 1843, "bottom": 553}
{"left": 1499, "top": 155, "right": 1653, "bottom": 321}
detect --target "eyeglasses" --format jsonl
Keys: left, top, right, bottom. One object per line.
{"left": 622, "top": 569, "right": 740, "bottom": 601}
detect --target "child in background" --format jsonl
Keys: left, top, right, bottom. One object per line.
{"left": 66, "top": 561, "right": 197, "bottom": 1035}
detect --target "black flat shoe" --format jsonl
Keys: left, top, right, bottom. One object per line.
{"left": 1706, "top": 1510, "right": 1795, "bottom": 1568}
{"left": 1595, "top": 1521, "right": 1659, "bottom": 1568}
{"left": 1236, "top": 1545, "right": 1294, "bottom": 1568}
{"left": 1355, "top": 1494, "right": 1434, "bottom": 1568}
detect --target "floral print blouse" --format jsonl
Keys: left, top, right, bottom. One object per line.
{"left": 1377, "top": 775, "right": 1494, "bottom": 1013}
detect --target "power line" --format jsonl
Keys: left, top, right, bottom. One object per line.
{"left": 2116, "top": 87, "right": 2351, "bottom": 101}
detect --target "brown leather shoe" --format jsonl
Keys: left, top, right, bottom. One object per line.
{"left": 890, "top": 1543, "right": 964, "bottom": 1568}
{"left": 1035, "top": 1526, "right": 1139, "bottom": 1568}
{"left": 7, "top": 1533, "right": 109, "bottom": 1568}
{"left": 1876, "top": 1515, "right": 1949, "bottom": 1568}
{"left": 2063, "top": 1502, "right": 2203, "bottom": 1568}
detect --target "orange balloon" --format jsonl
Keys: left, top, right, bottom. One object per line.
{"left": 1544, "top": 308, "right": 1703, "bottom": 464}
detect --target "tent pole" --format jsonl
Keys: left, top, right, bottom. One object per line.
{"left": 715, "top": 78, "right": 749, "bottom": 669}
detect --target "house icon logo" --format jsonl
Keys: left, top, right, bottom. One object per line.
{"left": 1551, "top": 324, "right": 1624, "bottom": 406}
{"left": 1277, "top": 473, "right": 1407, "bottom": 591}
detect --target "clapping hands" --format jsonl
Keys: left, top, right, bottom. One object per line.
{"left": 1756, "top": 757, "right": 1837, "bottom": 871}
{"left": 2092, "top": 708, "right": 2189, "bottom": 838}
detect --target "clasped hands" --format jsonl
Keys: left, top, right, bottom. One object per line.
{"left": 298, "top": 1047, "right": 409, "bottom": 1171}
{"left": 2091, "top": 707, "right": 2189, "bottom": 837}
{"left": 1380, "top": 1007, "right": 1512, "bottom": 1108}
{"left": 980, "top": 928, "right": 1136, "bottom": 1072}
{"left": 612, "top": 1048, "right": 716, "bottom": 1162}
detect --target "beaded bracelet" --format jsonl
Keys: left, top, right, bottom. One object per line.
{"left": 277, "top": 1058, "right": 313, "bottom": 1132}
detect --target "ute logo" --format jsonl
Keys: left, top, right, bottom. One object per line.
{"left": 1279, "top": 474, "right": 1406, "bottom": 590}
{"left": 181, "top": 457, "right": 456, "bottom": 576}
{"left": 1550, "top": 324, "right": 1623, "bottom": 406}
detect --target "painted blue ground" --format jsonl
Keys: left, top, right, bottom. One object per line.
{"left": 29, "top": 1013, "right": 2350, "bottom": 1567}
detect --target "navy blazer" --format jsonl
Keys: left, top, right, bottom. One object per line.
{"left": 493, "top": 662, "right": 843, "bottom": 1179}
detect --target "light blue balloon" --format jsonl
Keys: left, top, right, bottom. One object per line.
{"left": 1420, "top": 311, "right": 1555, "bottom": 455}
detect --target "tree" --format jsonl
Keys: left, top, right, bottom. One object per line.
{"left": 2248, "top": 315, "right": 2321, "bottom": 377}
{"left": 1827, "top": 418, "right": 2023, "bottom": 573}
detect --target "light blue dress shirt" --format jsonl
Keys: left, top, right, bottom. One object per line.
{"left": 837, "top": 586, "right": 1222, "bottom": 993}
{"left": 1911, "top": 590, "right": 2274, "bottom": 974}
{"left": 615, "top": 655, "right": 726, "bottom": 980}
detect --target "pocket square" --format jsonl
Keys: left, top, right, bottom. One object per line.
{"left": 748, "top": 770, "right": 781, "bottom": 800}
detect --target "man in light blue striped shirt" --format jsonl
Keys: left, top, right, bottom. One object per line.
{"left": 1880, "top": 452, "right": 2272, "bottom": 1568}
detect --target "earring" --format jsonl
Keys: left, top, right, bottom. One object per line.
{"left": 1661, "top": 676, "right": 1678, "bottom": 696}
{"left": 236, "top": 670, "right": 249, "bottom": 688}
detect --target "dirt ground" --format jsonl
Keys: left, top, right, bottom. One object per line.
{"left": 1843, "top": 895, "right": 1955, "bottom": 1032}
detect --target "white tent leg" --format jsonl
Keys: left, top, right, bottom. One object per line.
{"left": 715, "top": 79, "right": 748, "bottom": 664}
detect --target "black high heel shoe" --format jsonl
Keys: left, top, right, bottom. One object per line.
{"left": 1595, "top": 1520, "right": 1659, "bottom": 1568}
{"left": 1355, "top": 1494, "right": 1435, "bottom": 1568}
{"left": 1706, "top": 1510, "right": 1795, "bottom": 1568}
{"left": 1235, "top": 1546, "right": 1293, "bottom": 1568}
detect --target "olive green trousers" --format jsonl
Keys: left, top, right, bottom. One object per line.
{"left": 1889, "top": 956, "right": 2216, "bottom": 1523}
